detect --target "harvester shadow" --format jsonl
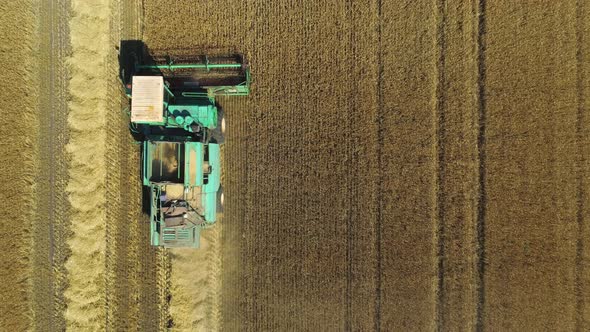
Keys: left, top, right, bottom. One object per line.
{"left": 119, "top": 40, "right": 157, "bottom": 217}
{"left": 118, "top": 40, "right": 161, "bottom": 86}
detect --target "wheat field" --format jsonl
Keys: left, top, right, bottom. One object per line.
{"left": 0, "top": 0, "right": 589, "bottom": 330}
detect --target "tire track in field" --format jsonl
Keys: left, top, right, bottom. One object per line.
{"left": 433, "top": 1, "right": 485, "bottom": 329}
{"left": 434, "top": 1, "right": 447, "bottom": 328}
{"left": 475, "top": 0, "right": 487, "bottom": 329}
{"left": 575, "top": 1, "right": 589, "bottom": 329}
{"left": 33, "top": 0, "right": 70, "bottom": 330}
{"left": 345, "top": 2, "right": 354, "bottom": 330}
{"left": 374, "top": 0, "right": 384, "bottom": 329}
{"left": 105, "top": 0, "right": 122, "bottom": 327}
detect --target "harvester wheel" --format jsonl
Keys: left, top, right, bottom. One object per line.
{"left": 217, "top": 185, "right": 224, "bottom": 214}
{"left": 211, "top": 109, "right": 225, "bottom": 144}
{"left": 130, "top": 123, "right": 146, "bottom": 142}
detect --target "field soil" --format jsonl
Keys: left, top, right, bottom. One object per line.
{"left": 1, "top": 0, "right": 590, "bottom": 331}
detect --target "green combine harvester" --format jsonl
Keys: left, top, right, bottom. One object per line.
{"left": 120, "top": 41, "right": 250, "bottom": 248}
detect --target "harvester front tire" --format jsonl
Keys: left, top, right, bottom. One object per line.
{"left": 217, "top": 185, "right": 224, "bottom": 214}
{"left": 211, "top": 109, "right": 225, "bottom": 144}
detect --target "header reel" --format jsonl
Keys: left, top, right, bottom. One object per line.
{"left": 120, "top": 41, "right": 250, "bottom": 99}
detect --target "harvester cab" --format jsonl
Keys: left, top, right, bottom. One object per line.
{"left": 119, "top": 41, "right": 249, "bottom": 248}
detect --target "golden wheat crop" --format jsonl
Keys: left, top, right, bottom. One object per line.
{"left": 142, "top": 0, "right": 590, "bottom": 330}
{"left": 0, "top": 1, "right": 39, "bottom": 330}
{"left": 1, "top": 0, "right": 589, "bottom": 330}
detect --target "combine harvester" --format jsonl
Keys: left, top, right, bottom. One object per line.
{"left": 120, "top": 41, "right": 250, "bottom": 248}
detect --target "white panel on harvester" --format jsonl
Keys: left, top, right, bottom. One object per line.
{"left": 131, "top": 76, "right": 164, "bottom": 123}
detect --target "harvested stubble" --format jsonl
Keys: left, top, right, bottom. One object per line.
{"left": 33, "top": 0, "right": 70, "bottom": 330}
